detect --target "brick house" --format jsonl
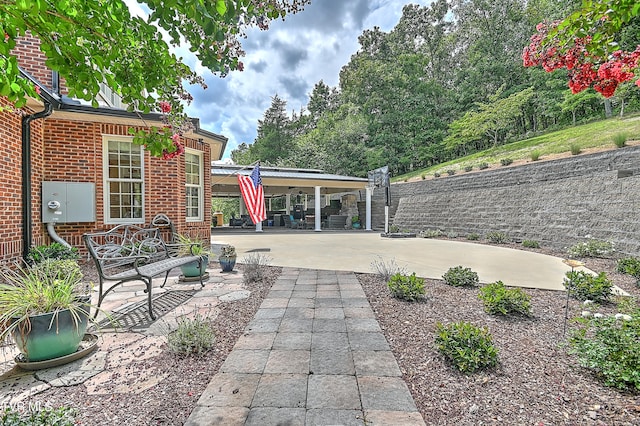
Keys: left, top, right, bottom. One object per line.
{"left": 0, "top": 36, "right": 227, "bottom": 263}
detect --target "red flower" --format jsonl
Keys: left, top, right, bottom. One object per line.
{"left": 159, "top": 101, "right": 171, "bottom": 114}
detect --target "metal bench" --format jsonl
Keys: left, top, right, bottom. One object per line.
{"left": 83, "top": 224, "right": 204, "bottom": 320}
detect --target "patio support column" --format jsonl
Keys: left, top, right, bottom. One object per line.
{"left": 365, "top": 186, "right": 372, "bottom": 231}
{"left": 314, "top": 186, "right": 321, "bottom": 231}
{"left": 286, "top": 194, "right": 291, "bottom": 214}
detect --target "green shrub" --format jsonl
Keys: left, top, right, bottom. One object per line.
{"left": 522, "top": 239, "right": 540, "bottom": 249}
{"left": 433, "top": 172, "right": 441, "bottom": 178}
{"left": 167, "top": 312, "right": 216, "bottom": 355}
{"left": 612, "top": 132, "right": 627, "bottom": 148}
{"left": 389, "top": 224, "right": 400, "bottom": 233}
{"left": 464, "top": 165, "right": 473, "bottom": 172}
{"left": 616, "top": 257, "right": 640, "bottom": 283}
{"left": 466, "top": 233, "right": 480, "bottom": 241}
{"left": 570, "top": 143, "right": 581, "bottom": 155}
{"left": 478, "top": 281, "right": 531, "bottom": 316}
{"left": 443, "top": 266, "right": 479, "bottom": 287}
{"left": 387, "top": 273, "right": 425, "bottom": 301}
{"left": 435, "top": 321, "right": 498, "bottom": 373}
{"left": 530, "top": 150, "right": 541, "bottom": 161}
{"left": 446, "top": 169, "right": 456, "bottom": 176}
{"left": 27, "top": 242, "right": 79, "bottom": 264}
{"left": 419, "top": 229, "right": 443, "bottom": 238}
{"left": 567, "top": 239, "right": 615, "bottom": 258}
{"left": 563, "top": 270, "right": 613, "bottom": 302}
{"left": 421, "top": 174, "right": 426, "bottom": 180}
{"left": 370, "top": 256, "right": 407, "bottom": 282}
{"left": 569, "top": 308, "right": 640, "bottom": 391}
{"left": 486, "top": 231, "right": 509, "bottom": 244}
{"left": 242, "top": 253, "right": 272, "bottom": 284}
{"left": 1, "top": 406, "right": 77, "bottom": 426}
{"left": 478, "top": 162, "right": 489, "bottom": 170}
{"left": 446, "top": 230, "right": 459, "bottom": 238}
{"left": 500, "top": 158, "right": 513, "bottom": 166}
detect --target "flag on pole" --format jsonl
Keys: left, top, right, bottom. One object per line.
{"left": 238, "top": 164, "right": 267, "bottom": 225}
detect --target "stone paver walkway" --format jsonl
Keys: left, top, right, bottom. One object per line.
{"left": 185, "top": 268, "right": 426, "bottom": 426}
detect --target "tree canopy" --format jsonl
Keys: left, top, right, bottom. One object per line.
{"left": 1, "top": 0, "right": 308, "bottom": 156}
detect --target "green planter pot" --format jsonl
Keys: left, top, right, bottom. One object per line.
{"left": 180, "top": 255, "right": 209, "bottom": 277}
{"left": 352, "top": 222, "right": 361, "bottom": 229}
{"left": 219, "top": 255, "right": 236, "bottom": 272}
{"left": 12, "top": 306, "right": 90, "bottom": 362}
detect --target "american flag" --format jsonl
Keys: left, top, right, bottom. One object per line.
{"left": 237, "top": 165, "right": 267, "bottom": 225}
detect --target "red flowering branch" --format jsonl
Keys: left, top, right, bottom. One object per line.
{"left": 523, "top": 21, "right": 640, "bottom": 98}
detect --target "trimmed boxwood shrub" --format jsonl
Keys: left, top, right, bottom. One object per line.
{"left": 478, "top": 281, "right": 531, "bottom": 316}
{"left": 435, "top": 321, "right": 498, "bottom": 373}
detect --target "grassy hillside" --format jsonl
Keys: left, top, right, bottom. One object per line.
{"left": 394, "top": 114, "right": 640, "bottom": 182}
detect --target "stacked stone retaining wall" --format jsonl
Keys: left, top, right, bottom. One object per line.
{"left": 376, "top": 146, "right": 640, "bottom": 255}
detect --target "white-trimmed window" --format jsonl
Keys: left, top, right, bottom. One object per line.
{"left": 103, "top": 136, "right": 144, "bottom": 223}
{"left": 185, "top": 150, "right": 203, "bottom": 221}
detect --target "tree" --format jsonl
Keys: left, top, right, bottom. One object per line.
{"left": 444, "top": 87, "right": 535, "bottom": 153}
{"left": 522, "top": 1, "right": 640, "bottom": 98}
{"left": 1, "top": 0, "right": 308, "bottom": 156}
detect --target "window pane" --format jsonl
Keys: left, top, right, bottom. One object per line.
{"left": 106, "top": 140, "right": 144, "bottom": 221}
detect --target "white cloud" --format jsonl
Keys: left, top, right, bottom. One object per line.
{"left": 182, "top": 0, "right": 434, "bottom": 159}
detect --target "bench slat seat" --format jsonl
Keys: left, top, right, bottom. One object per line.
{"left": 83, "top": 224, "right": 205, "bottom": 320}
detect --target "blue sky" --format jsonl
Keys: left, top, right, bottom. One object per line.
{"left": 130, "top": 1, "right": 433, "bottom": 160}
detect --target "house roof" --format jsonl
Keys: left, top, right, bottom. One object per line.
{"left": 212, "top": 165, "right": 368, "bottom": 197}
{"left": 19, "top": 68, "right": 227, "bottom": 160}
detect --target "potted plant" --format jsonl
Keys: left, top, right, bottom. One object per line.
{"left": 351, "top": 215, "right": 361, "bottom": 229}
{"left": 177, "top": 234, "right": 212, "bottom": 277}
{"left": 219, "top": 245, "right": 236, "bottom": 272}
{"left": 0, "top": 259, "right": 92, "bottom": 362}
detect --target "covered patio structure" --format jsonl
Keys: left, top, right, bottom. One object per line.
{"left": 211, "top": 165, "right": 371, "bottom": 231}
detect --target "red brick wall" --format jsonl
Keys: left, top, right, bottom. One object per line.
{"left": 12, "top": 34, "right": 68, "bottom": 95}
{"left": 40, "top": 119, "right": 212, "bottom": 254}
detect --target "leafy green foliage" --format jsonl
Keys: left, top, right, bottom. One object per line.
{"left": 1, "top": 406, "right": 77, "bottom": 426}
{"left": 443, "top": 266, "right": 479, "bottom": 287}
{"left": 464, "top": 165, "right": 473, "bottom": 172}
{"left": 479, "top": 281, "right": 531, "bottom": 316}
{"left": 478, "top": 162, "right": 489, "bottom": 170}
{"left": 617, "top": 257, "right": 640, "bottom": 284}
{"left": 167, "top": 313, "right": 215, "bottom": 356}
{"left": 387, "top": 273, "right": 426, "bottom": 301}
{"left": 569, "top": 308, "right": 640, "bottom": 392}
{"left": 27, "top": 243, "right": 79, "bottom": 264}
{"left": 466, "top": 233, "right": 480, "bottom": 241}
{"left": 500, "top": 158, "right": 513, "bottom": 166}
{"left": 567, "top": 239, "right": 615, "bottom": 258}
{"left": 433, "top": 172, "right": 441, "bottom": 178}
{"left": 486, "top": 232, "right": 509, "bottom": 244}
{"left": 563, "top": 271, "right": 613, "bottom": 303}
{"left": 522, "top": 240, "right": 540, "bottom": 248}
{"left": 419, "top": 229, "right": 444, "bottom": 239}
{"left": 446, "top": 169, "right": 456, "bottom": 175}
{"left": 1, "top": 1, "right": 308, "bottom": 155}
{"left": 530, "top": 150, "right": 541, "bottom": 161}
{"left": 435, "top": 321, "right": 498, "bottom": 373}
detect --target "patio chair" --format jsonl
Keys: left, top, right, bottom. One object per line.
{"left": 283, "top": 214, "right": 303, "bottom": 229}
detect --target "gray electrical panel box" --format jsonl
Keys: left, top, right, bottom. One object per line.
{"left": 42, "top": 182, "right": 96, "bottom": 223}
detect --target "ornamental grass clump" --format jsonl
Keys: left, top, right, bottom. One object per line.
{"left": 435, "top": 321, "right": 498, "bottom": 373}
{"left": 563, "top": 270, "right": 613, "bottom": 303}
{"left": 443, "top": 266, "right": 479, "bottom": 287}
{"left": 486, "top": 231, "right": 509, "bottom": 244}
{"left": 387, "top": 272, "right": 425, "bottom": 301}
{"left": 242, "top": 252, "right": 271, "bottom": 284}
{"left": 167, "top": 312, "right": 215, "bottom": 356}
{"left": 370, "top": 256, "right": 407, "bottom": 282}
{"left": 569, "top": 307, "right": 640, "bottom": 392}
{"left": 567, "top": 239, "right": 615, "bottom": 258}
{"left": 522, "top": 239, "right": 540, "bottom": 248}
{"left": 478, "top": 281, "right": 531, "bottom": 316}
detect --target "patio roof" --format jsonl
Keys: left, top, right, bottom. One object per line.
{"left": 211, "top": 165, "right": 368, "bottom": 197}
